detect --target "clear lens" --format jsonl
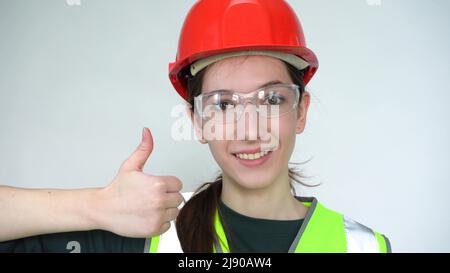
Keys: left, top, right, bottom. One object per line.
{"left": 195, "top": 84, "right": 299, "bottom": 124}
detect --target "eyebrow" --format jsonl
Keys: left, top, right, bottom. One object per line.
{"left": 257, "top": 80, "right": 283, "bottom": 89}
{"left": 203, "top": 80, "right": 284, "bottom": 96}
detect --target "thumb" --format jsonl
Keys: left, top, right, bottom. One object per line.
{"left": 119, "top": 127, "right": 154, "bottom": 172}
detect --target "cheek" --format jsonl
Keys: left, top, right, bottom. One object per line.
{"left": 278, "top": 115, "right": 298, "bottom": 151}
{"left": 208, "top": 141, "right": 229, "bottom": 163}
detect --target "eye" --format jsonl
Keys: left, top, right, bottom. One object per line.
{"left": 213, "top": 100, "right": 236, "bottom": 111}
{"left": 265, "top": 92, "right": 285, "bottom": 105}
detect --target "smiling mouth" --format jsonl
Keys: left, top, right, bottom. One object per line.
{"left": 232, "top": 150, "right": 273, "bottom": 160}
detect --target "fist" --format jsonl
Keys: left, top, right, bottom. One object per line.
{"left": 94, "top": 128, "right": 184, "bottom": 238}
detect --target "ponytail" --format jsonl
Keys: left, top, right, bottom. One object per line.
{"left": 176, "top": 176, "right": 223, "bottom": 252}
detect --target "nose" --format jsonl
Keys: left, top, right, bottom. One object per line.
{"left": 239, "top": 103, "right": 278, "bottom": 149}
{"left": 238, "top": 103, "right": 260, "bottom": 141}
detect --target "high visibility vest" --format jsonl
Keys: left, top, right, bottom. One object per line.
{"left": 145, "top": 192, "right": 391, "bottom": 253}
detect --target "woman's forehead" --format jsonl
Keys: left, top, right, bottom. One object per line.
{"left": 202, "top": 55, "right": 291, "bottom": 93}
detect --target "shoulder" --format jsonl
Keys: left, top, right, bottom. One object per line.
{"left": 298, "top": 196, "right": 392, "bottom": 253}
{"left": 341, "top": 214, "right": 392, "bottom": 253}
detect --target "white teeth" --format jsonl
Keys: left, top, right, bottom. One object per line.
{"left": 235, "top": 150, "right": 270, "bottom": 160}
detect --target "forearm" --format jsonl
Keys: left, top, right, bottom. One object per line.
{"left": 0, "top": 185, "right": 102, "bottom": 241}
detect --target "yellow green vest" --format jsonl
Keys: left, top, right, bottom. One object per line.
{"left": 146, "top": 194, "right": 391, "bottom": 253}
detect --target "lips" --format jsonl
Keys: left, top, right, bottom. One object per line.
{"left": 231, "top": 148, "right": 273, "bottom": 167}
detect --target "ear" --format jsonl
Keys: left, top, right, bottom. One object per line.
{"left": 186, "top": 104, "right": 208, "bottom": 144}
{"left": 296, "top": 91, "right": 311, "bottom": 134}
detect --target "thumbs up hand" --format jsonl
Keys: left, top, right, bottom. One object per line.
{"left": 94, "top": 128, "right": 184, "bottom": 238}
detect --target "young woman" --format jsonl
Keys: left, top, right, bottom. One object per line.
{"left": 0, "top": 0, "right": 390, "bottom": 253}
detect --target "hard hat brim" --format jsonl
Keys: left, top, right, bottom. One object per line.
{"left": 190, "top": 50, "right": 310, "bottom": 77}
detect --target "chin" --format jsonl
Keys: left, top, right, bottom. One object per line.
{"left": 227, "top": 171, "right": 277, "bottom": 191}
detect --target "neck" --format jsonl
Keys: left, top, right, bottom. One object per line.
{"left": 220, "top": 170, "right": 308, "bottom": 220}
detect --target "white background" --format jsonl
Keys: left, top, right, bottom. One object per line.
{"left": 0, "top": 0, "right": 449, "bottom": 252}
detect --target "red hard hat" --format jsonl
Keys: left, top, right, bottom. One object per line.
{"left": 169, "top": 0, "right": 319, "bottom": 101}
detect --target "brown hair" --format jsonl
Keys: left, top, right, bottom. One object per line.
{"left": 176, "top": 59, "right": 316, "bottom": 252}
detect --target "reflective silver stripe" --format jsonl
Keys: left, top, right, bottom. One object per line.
{"left": 343, "top": 216, "right": 380, "bottom": 253}
{"left": 288, "top": 197, "right": 318, "bottom": 253}
{"left": 214, "top": 237, "right": 223, "bottom": 253}
{"left": 143, "top": 237, "right": 151, "bottom": 253}
{"left": 383, "top": 234, "right": 392, "bottom": 253}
